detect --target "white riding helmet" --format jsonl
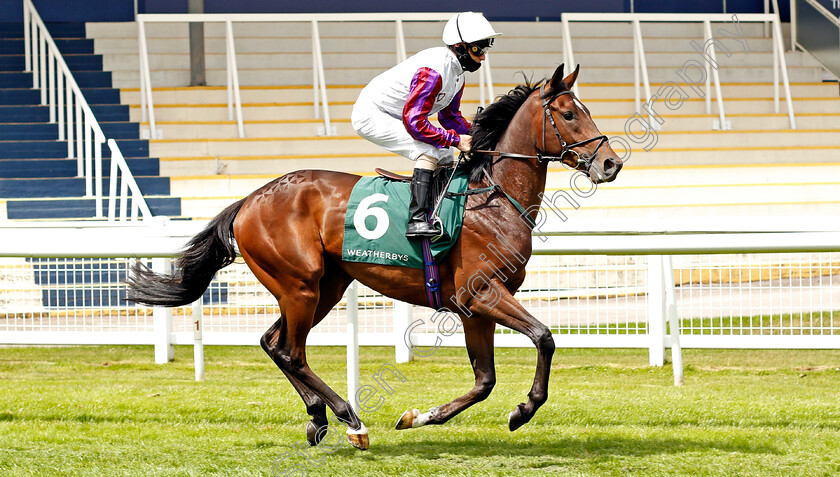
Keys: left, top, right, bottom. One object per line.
{"left": 442, "top": 12, "right": 502, "bottom": 46}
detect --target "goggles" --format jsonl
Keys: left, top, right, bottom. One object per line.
{"left": 468, "top": 38, "right": 494, "bottom": 56}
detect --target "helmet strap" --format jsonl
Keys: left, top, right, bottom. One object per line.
{"left": 449, "top": 44, "right": 481, "bottom": 73}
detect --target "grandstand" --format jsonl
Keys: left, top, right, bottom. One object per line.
{"left": 92, "top": 16, "right": 838, "bottom": 222}
{"left": 0, "top": 2, "right": 837, "bottom": 223}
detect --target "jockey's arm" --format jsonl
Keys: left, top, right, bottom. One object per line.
{"left": 402, "top": 67, "right": 464, "bottom": 149}
{"left": 437, "top": 84, "right": 472, "bottom": 134}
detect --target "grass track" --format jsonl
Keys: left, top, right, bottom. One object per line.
{"left": 0, "top": 345, "right": 839, "bottom": 476}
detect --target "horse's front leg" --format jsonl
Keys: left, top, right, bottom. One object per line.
{"left": 395, "top": 316, "right": 496, "bottom": 429}
{"left": 463, "top": 283, "right": 555, "bottom": 431}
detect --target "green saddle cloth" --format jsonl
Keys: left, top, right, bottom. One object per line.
{"left": 342, "top": 170, "right": 470, "bottom": 269}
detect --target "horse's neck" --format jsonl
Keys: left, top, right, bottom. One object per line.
{"left": 490, "top": 102, "right": 548, "bottom": 212}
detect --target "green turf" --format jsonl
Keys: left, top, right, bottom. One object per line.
{"left": 0, "top": 345, "right": 839, "bottom": 476}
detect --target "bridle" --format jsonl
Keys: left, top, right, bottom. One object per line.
{"left": 473, "top": 85, "right": 608, "bottom": 170}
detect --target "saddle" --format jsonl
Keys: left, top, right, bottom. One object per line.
{"left": 374, "top": 167, "right": 455, "bottom": 206}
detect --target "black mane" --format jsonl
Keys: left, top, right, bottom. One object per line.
{"left": 463, "top": 78, "right": 546, "bottom": 182}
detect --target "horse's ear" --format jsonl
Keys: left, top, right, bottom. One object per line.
{"left": 563, "top": 64, "right": 580, "bottom": 89}
{"left": 548, "top": 64, "right": 566, "bottom": 92}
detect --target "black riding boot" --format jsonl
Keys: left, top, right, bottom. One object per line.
{"left": 405, "top": 168, "right": 441, "bottom": 239}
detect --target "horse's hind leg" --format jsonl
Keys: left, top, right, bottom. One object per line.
{"left": 258, "top": 263, "right": 369, "bottom": 448}
{"left": 261, "top": 264, "right": 353, "bottom": 446}
{"left": 261, "top": 319, "right": 328, "bottom": 445}
{"left": 396, "top": 316, "right": 497, "bottom": 429}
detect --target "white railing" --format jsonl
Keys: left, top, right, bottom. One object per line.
{"left": 22, "top": 0, "right": 152, "bottom": 221}
{"left": 1, "top": 218, "right": 838, "bottom": 388}
{"left": 106, "top": 139, "right": 154, "bottom": 221}
{"left": 791, "top": 0, "right": 840, "bottom": 79}
{"left": 562, "top": 11, "right": 797, "bottom": 130}
{"left": 136, "top": 12, "right": 496, "bottom": 139}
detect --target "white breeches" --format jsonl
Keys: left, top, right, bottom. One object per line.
{"left": 351, "top": 103, "right": 455, "bottom": 170}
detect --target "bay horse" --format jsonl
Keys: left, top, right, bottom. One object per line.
{"left": 127, "top": 64, "right": 622, "bottom": 450}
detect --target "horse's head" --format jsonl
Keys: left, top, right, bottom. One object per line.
{"left": 538, "top": 64, "right": 622, "bottom": 183}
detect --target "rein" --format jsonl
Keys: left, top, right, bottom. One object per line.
{"left": 446, "top": 85, "right": 610, "bottom": 230}
{"left": 444, "top": 167, "right": 536, "bottom": 229}
{"left": 471, "top": 86, "right": 607, "bottom": 169}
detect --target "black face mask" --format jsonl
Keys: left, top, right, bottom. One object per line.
{"left": 449, "top": 44, "right": 482, "bottom": 72}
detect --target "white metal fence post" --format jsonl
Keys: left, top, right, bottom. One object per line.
{"left": 483, "top": 54, "right": 494, "bottom": 106}
{"left": 395, "top": 19, "right": 407, "bottom": 63}
{"left": 394, "top": 300, "right": 414, "bottom": 363}
{"left": 138, "top": 19, "right": 156, "bottom": 137}
{"left": 311, "top": 20, "right": 332, "bottom": 136}
{"left": 663, "top": 255, "right": 684, "bottom": 386}
{"left": 704, "top": 20, "right": 729, "bottom": 130}
{"left": 647, "top": 255, "right": 666, "bottom": 366}
{"left": 479, "top": 63, "right": 486, "bottom": 108}
{"left": 346, "top": 281, "right": 360, "bottom": 412}
{"left": 193, "top": 299, "right": 205, "bottom": 381}
{"left": 152, "top": 257, "right": 174, "bottom": 363}
{"left": 225, "top": 20, "right": 245, "bottom": 138}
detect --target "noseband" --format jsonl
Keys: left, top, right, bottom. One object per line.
{"left": 473, "top": 86, "right": 607, "bottom": 170}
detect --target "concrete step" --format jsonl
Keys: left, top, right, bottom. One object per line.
{"left": 138, "top": 120, "right": 357, "bottom": 138}
{"left": 109, "top": 62, "right": 825, "bottom": 88}
{"left": 547, "top": 180, "right": 839, "bottom": 210}
{"left": 158, "top": 152, "right": 403, "bottom": 177}
{"left": 596, "top": 114, "right": 839, "bottom": 131}
{"left": 129, "top": 101, "right": 359, "bottom": 122}
{"left": 569, "top": 50, "right": 819, "bottom": 68}
{"left": 148, "top": 134, "right": 382, "bottom": 157}
{"left": 566, "top": 21, "right": 774, "bottom": 38}
{"left": 575, "top": 82, "right": 839, "bottom": 100}
{"left": 111, "top": 64, "right": 509, "bottom": 88}
{"left": 562, "top": 36, "right": 776, "bottom": 54}
{"left": 146, "top": 128, "right": 838, "bottom": 161}
{"left": 100, "top": 47, "right": 817, "bottom": 72}
{"left": 583, "top": 96, "right": 838, "bottom": 116}
{"left": 134, "top": 113, "right": 839, "bottom": 140}
{"left": 119, "top": 82, "right": 839, "bottom": 105}
{"left": 119, "top": 85, "right": 368, "bottom": 104}
{"left": 612, "top": 129, "right": 840, "bottom": 148}
{"left": 621, "top": 145, "right": 840, "bottom": 166}
{"left": 506, "top": 65, "right": 825, "bottom": 86}
{"left": 125, "top": 95, "right": 837, "bottom": 126}
{"left": 170, "top": 174, "right": 278, "bottom": 197}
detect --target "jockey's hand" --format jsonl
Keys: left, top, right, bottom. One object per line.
{"left": 456, "top": 135, "right": 472, "bottom": 152}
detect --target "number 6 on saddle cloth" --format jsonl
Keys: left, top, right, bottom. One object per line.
{"left": 341, "top": 166, "right": 468, "bottom": 271}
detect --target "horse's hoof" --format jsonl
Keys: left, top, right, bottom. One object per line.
{"left": 395, "top": 408, "right": 420, "bottom": 430}
{"left": 306, "top": 421, "right": 327, "bottom": 446}
{"left": 508, "top": 404, "right": 530, "bottom": 432}
{"left": 346, "top": 424, "right": 369, "bottom": 451}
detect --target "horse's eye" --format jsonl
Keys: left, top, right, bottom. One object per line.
{"left": 562, "top": 111, "right": 574, "bottom": 121}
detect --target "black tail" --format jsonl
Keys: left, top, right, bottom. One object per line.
{"left": 126, "top": 199, "right": 246, "bottom": 306}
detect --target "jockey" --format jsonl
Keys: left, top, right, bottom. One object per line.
{"left": 351, "top": 12, "right": 501, "bottom": 238}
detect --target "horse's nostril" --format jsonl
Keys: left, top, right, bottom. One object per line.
{"left": 603, "top": 159, "right": 616, "bottom": 174}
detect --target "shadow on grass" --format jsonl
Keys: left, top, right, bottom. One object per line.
{"left": 3, "top": 409, "right": 838, "bottom": 434}
{"left": 357, "top": 434, "right": 781, "bottom": 462}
